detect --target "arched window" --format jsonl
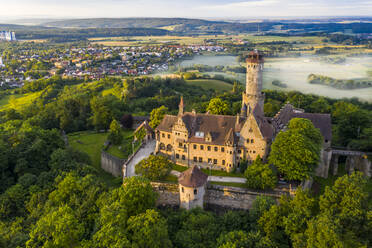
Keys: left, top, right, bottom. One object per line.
{"left": 166, "top": 144, "right": 172, "bottom": 151}
{"left": 194, "top": 189, "right": 197, "bottom": 195}
{"left": 160, "top": 143, "right": 165, "bottom": 150}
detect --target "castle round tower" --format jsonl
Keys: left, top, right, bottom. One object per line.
{"left": 178, "top": 165, "right": 208, "bottom": 210}
{"left": 241, "top": 50, "right": 265, "bottom": 116}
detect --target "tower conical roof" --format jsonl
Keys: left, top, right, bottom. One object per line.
{"left": 178, "top": 165, "right": 208, "bottom": 187}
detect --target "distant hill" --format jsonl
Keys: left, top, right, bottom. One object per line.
{"left": 42, "top": 18, "right": 225, "bottom": 28}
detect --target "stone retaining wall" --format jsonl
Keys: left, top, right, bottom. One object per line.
{"left": 101, "top": 150, "right": 126, "bottom": 177}
{"left": 151, "top": 182, "right": 180, "bottom": 207}
{"left": 150, "top": 182, "right": 291, "bottom": 210}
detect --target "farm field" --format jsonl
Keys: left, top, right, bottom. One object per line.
{"left": 186, "top": 79, "right": 233, "bottom": 91}
{"left": 88, "top": 34, "right": 326, "bottom": 47}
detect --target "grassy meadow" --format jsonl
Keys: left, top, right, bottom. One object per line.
{"left": 186, "top": 79, "right": 233, "bottom": 91}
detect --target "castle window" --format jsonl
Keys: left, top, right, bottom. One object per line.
{"left": 238, "top": 149, "right": 241, "bottom": 154}
{"left": 214, "top": 147, "right": 218, "bottom": 152}
{"left": 222, "top": 160, "right": 225, "bottom": 165}
{"left": 230, "top": 151, "right": 232, "bottom": 154}
{"left": 213, "top": 159, "right": 217, "bottom": 164}
{"left": 253, "top": 151, "right": 256, "bottom": 154}
{"left": 176, "top": 154, "right": 180, "bottom": 159}
{"left": 247, "top": 139, "right": 250, "bottom": 143}
{"left": 207, "top": 146, "right": 211, "bottom": 151}
{"left": 160, "top": 143, "right": 165, "bottom": 150}
{"left": 179, "top": 142, "right": 183, "bottom": 147}
{"left": 208, "top": 158, "right": 212, "bottom": 164}
{"left": 182, "top": 187, "right": 184, "bottom": 193}
{"left": 162, "top": 133, "right": 165, "bottom": 138}
{"left": 251, "top": 139, "right": 254, "bottom": 143}
{"left": 168, "top": 134, "right": 170, "bottom": 139}
{"left": 193, "top": 157, "right": 197, "bottom": 162}
{"left": 194, "top": 189, "right": 197, "bottom": 195}
{"left": 199, "top": 157, "right": 203, "bottom": 162}
{"left": 195, "top": 131, "right": 204, "bottom": 138}
{"left": 193, "top": 144, "right": 197, "bottom": 149}
{"left": 200, "top": 145, "right": 204, "bottom": 150}
{"left": 182, "top": 155, "right": 185, "bottom": 160}
{"left": 221, "top": 147, "right": 225, "bottom": 152}
{"left": 166, "top": 144, "right": 172, "bottom": 151}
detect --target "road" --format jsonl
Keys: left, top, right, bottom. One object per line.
{"left": 126, "top": 140, "right": 156, "bottom": 177}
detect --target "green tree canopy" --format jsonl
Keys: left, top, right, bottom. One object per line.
{"left": 108, "top": 119, "right": 123, "bottom": 145}
{"left": 135, "top": 155, "right": 173, "bottom": 181}
{"left": 149, "top": 106, "right": 168, "bottom": 128}
{"left": 244, "top": 157, "right": 277, "bottom": 189}
{"left": 127, "top": 209, "right": 172, "bottom": 248}
{"left": 268, "top": 118, "right": 322, "bottom": 181}
{"left": 207, "top": 98, "right": 229, "bottom": 115}
{"left": 26, "top": 205, "right": 85, "bottom": 248}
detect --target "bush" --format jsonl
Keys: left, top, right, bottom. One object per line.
{"left": 135, "top": 155, "right": 172, "bottom": 181}
{"left": 120, "top": 114, "right": 133, "bottom": 129}
{"left": 244, "top": 157, "right": 277, "bottom": 190}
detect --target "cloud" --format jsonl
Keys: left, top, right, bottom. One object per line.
{"left": 202, "top": 0, "right": 280, "bottom": 9}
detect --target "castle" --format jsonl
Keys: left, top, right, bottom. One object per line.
{"left": 155, "top": 51, "right": 332, "bottom": 173}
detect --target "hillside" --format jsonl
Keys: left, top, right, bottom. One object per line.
{"left": 42, "top": 17, "right": 224, "bottom": 28}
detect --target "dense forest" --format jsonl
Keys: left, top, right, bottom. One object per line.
{"left": 0, "top": 76, "right": 371, "bottom": 247}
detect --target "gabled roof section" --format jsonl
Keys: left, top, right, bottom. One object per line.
{"left": 292, "top": 112, "right": 332, "bottom": 141}
{"left": 135, "top": 120, "right": 154, "bottom": 134}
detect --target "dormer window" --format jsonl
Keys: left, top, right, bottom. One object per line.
{"left": 195, "top": 131, "right": 204, "bottom": 138}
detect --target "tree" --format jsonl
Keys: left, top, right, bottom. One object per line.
{"left": 127, "top": 209, "right": 172, "bottom": 248}
{"left": 120, "top": 114, "right": 133, "bottom": 129}
{"left": 108, "top": 119, "right": 122, "bottom": 145}
{"left": 149, "top": 106, "right": 168, "bottom": 128}
{"left": 250, "top": 196, "right": 276, "bottom": 223}
{"left": 217, "top": 230, "right": 275, "bottom": 248}
{"left": 268, "top": 118, "right": 322, "bottom": 181}
{"left": 207, "top": 98, "right": 229, "bottom": 115}
{"left": 26, "top": 205, "right": 85, "bottom": 248}
{"left": 175, "top": 208, "right": 220, "bottom": 248}
{"left": 121, "top": 177, "right": 157, "bottom": 216}
{"left": 93, "top": 177, "right": 157, "bottom": 247}
{"left": 135, "top": 155, "right": 173, "bottom": 181}
{"left": 0, "top": 140, "right": 13, "bottom": 193}
{"left": 244, "top": 157, "right": 277, "bottom": 190}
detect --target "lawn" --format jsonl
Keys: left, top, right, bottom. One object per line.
{"left": 106, "top": 130, "right": 137, "bottom": 159}
{"left": 68, "top": 131, "right": 108, "bottom": 168}
{"left": 171, "top": 163, "right": 244, "bottom": 178}
{"left": 186, "top": 79, "right": 233, "bottom": 92}
{"left": 209, "top": 181, "right": 248, "bottom": 188}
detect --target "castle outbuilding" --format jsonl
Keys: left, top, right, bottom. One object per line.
{"left": 155, "top": 50, "right": 333, "bottom": 174}
{"left": 178, "top": 165, "right": 208, "bottom": 210}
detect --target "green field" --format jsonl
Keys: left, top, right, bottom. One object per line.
{"left": 186, "top": 79, "right": 233, "bottom": 91}
{"left": 68, "top": 131, "right": 108, "bottom": 168}
{"left": 172, "top": 163, "right": 244, "bottom": 178}
{"left": 0, "top": 94, "right": 25, "bottom": 110}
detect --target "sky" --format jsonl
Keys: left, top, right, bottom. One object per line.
{"left": 1, "top": 0, "right": 372, "bottom": 20}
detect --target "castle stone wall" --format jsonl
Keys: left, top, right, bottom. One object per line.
{"left": 101, "top": 150, "right": 126, "bottom": 177}
{"left": 151, "top": 182, "right": 290, "bottom": 210}
{"left": 151, "top": 182, "right": 180, "bottom": 207}
{"left": 205, "top": 184, "right": 285, "bottom": 210}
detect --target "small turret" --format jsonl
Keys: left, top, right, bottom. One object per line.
{"left": 178, "top": 166, "right": 208, "bottom": 210}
